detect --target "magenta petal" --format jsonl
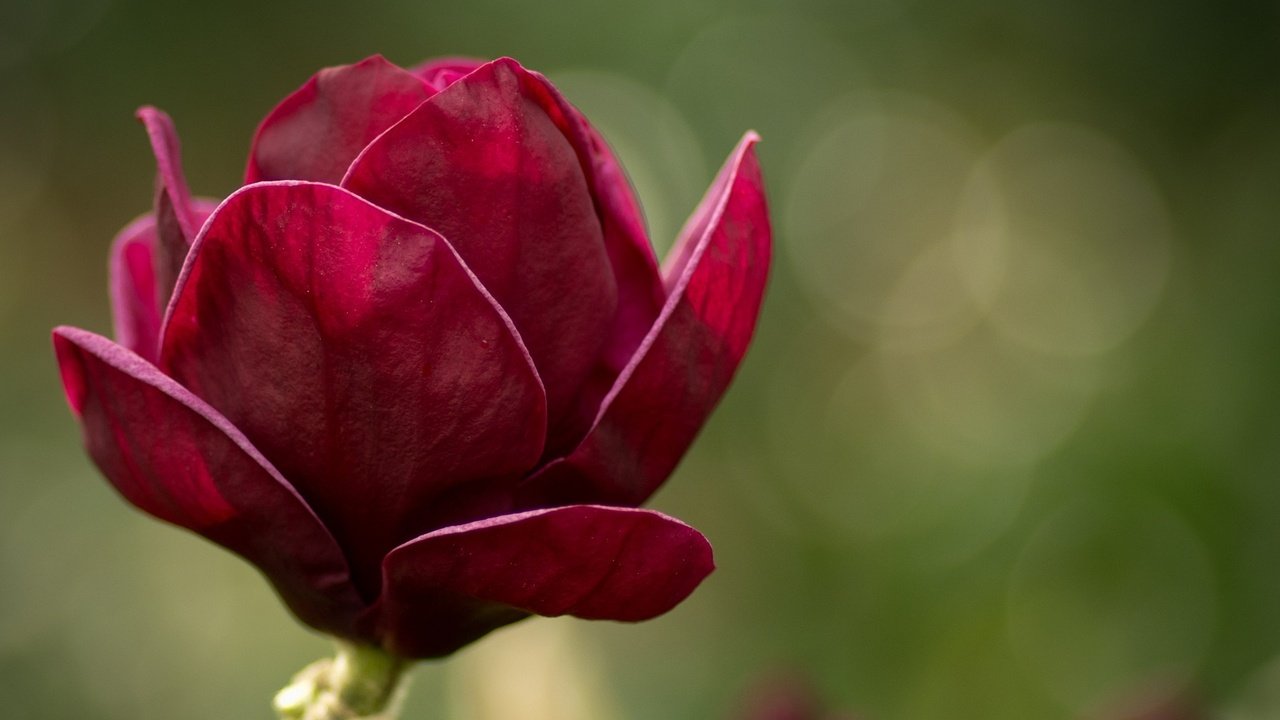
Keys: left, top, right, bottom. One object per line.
{"left": 342, "top": 58, "right": 618, "bottom": 446}
{"left": 160, "top": 181, "right": 548, "bottom": 598}
{"left": 52, "top": 327, "right": 365, "bottom": 636}
{"left": 107, "top": 215, "right": 161, "bottom": 361}
{"left": 373, "top": 505, "right": 713, "bottom": 658}
{"left": 244, "top": 55, "right": 433, "bottom": 185}
{"left": 137, "top": 107, "right": 206, "bottom": 302}
{"left": 522, "top": 133, "right": 771, "bottom": 506}
{"left": 409, "top": 56, "right": 484, "bottom": 92}
{"left": 516, "top": 65, "right": 668, "bottom": 446}
{"left": 107, "top": 201, "right": 219, "bottom": 363}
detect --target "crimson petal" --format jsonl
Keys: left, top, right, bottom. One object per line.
{"left": 406, "top": 58, "right": 666, "bottom": 371}
{"left": 373, "top": 505, "right": 713, "bottom": 658}
{"left": 108, "top": 201, "right": 219, "bottom": 363}
{"left": 107, "top": 215, "right": 161, "bottom": 361}
{"left": 521, "top": 133, "right": 771, "bottom": 506}
{"left": 160, "top": 181, "right": 547, "bottom": 599}
{"left": 342, "top": 58, "right": 620, "bottom": 451}
{"left": 409, "top": 56, "right": 484, "bottom": 92}
{"left": 517, "top": 65, "right": 668, "bottom": 449}
{"left": 52, "top": 327, "right": 365, "bottom": 636}
{"left": 244, "top": 55, "right": 433, "bottom": 185}
{"left": 137, "top": 107, "right": 205, "bottom": 302}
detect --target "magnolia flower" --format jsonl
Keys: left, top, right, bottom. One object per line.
{"left": 52, "top": 55, "right": 771, "bottom": 661}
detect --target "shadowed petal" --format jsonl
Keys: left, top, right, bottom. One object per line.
{"left": 107, "top": 215, "right": 160, "bottom": 360}
{"left": 160, "top": 181, "right": 547, "bottom": 599}
{"left": 521, "top": 133, "right": 771, "bottom": 506}
{"left": 373, "top": 505, "right": 713, "bottom": 658}
{"left": 52, "top": 327, "right": 365, "bottom": 636}
{"left": 245, "top": 55, "right": 434, "bottom": 185}
{"left": 137, "top": 107, "right": 207, "bottom": 302}
{"left": 517, "top": 64, "right": 668, "bottom": 451}
{"left": 108, "top": 201, "right": 219, "bottom": 363}
{"left": 342, "top": 58, "right": 619, "bottom": 451}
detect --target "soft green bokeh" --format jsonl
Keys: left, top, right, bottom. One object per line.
{"left": 3, "top": 0, "right": 1279, "bottom": 718}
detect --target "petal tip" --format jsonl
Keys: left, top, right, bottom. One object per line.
{"left": 135, "top": 105, "right": 176, "bottom": 136}
{"left": 134, "top": 105, "right": 164, "bottom": 122}
{"left": 51, "top": 326, "right": 90, "bottom": 416}
{"left": 351, "top": 53, "right": 396, "bottom": 70}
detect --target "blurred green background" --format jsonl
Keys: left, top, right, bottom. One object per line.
{"left": 4, "top": 0, "right": 1280, "bottom": 718}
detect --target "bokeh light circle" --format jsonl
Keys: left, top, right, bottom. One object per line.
{"left": 784, "top": 92, "right": 990, "bottom": 349}
{"left": 763, "top": 326, "right": 1032, "bottom": 562}
{"left": 955, "top": 123, "right": 1174, "bottom": 356}
{"left": 665, "top": 15, "right": 869, "bottom": 159}
{"left": 878, "top": 325, "right": 1101, "bottom": 467}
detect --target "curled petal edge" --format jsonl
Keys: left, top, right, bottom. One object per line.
{"left": 370, "top": 504, "right": 714, "bottom": 658}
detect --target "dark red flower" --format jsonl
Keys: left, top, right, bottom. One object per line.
{"left": 52, "top": 56, "right": 770, "bottom": 659}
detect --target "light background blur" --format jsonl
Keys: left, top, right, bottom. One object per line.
{"left": 3, "top": 0, "right": 1280, "bottom": 719}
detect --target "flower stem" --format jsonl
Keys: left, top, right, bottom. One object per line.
{"left": 274, "top": 641, "right": 408, "bottom": 719}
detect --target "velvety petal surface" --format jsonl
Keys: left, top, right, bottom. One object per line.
{"left": 52, "top": 327, "right": 365, "bottom": 636}
{"left": 521, "top": 133, "right": 771, "bottom": 507}
{"left": 160, "top": 181, "right": 547, "bottom": 598}
{"left": 342, "top": 58, "right": 618, "bottom": 450}
{"left": 137, "top": 107, "right": 205, "bottom": 301}
{"left": 372, "top": 505, "right": 714, "bottom": 658}
{"left": 245, "top": 56, "right": 433, "bottom": 185}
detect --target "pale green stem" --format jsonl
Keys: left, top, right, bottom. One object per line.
{"left": 274, "top": 641, "right": 409, "bottom": 720}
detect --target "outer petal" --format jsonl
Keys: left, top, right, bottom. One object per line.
{"left": 159, "top": 181, "right": 547, "bottom": 599}
{"left": 52, "top": 327, "right": 365, "bottom": 637}
{"left": 244, "top": 55, "right": 434, "bottom": 185}
{"left": 342, "top": 57, "right": 617, "bottom": 448}
{"left": 520, "top": 133, "right": 771, "bottom": 507}
{"left": 137, "top": 107, "right": 203, "bottom": 301}
{"left": 372, "top": 505, "right": 714, "bottom": 658}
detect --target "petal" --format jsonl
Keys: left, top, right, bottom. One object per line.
{"left": 342, "top": 57, "right": 618, "bottom": 449}
{"left": 107, "top": 215, "right": 161, "bottom": 360}
{"left": 373, "top": 505, "right": 714, "bottom": 658}
{"left": 137, "top": 107, "right": 203, "bottom": 301}
{"left": 521, "top": 133, "right": 771, "bottom": 506}
{"left": 517, "top": 65, "right": 668, "bottom": 447}
{"left": 159, "top": 181, "right": 548, "bottom": 599}
{"left": 107, "top": 200, "right": 221, "bottom": 363}
{"left": 409, "top": 56, "right": 484, "bottom": 92}
{"left": 52, "top": 327, "right": 365, "bottom": 636}
{"left": 244, "top": 55, "right": 434, "bottom": 185}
